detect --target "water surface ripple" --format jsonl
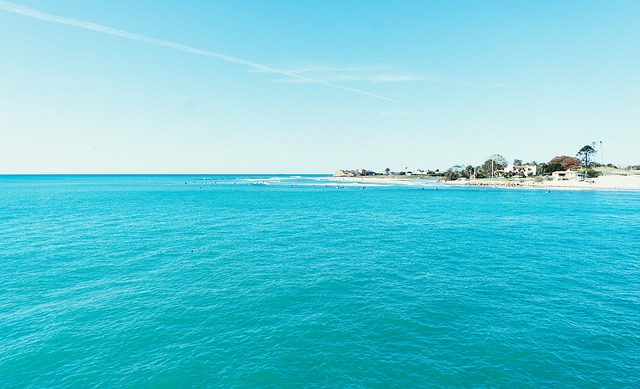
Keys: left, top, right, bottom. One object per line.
{"left": 1, "top": 175, "right": 638, "bottom": 387}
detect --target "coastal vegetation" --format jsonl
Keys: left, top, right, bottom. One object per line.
{"left": 334, "top": 145, "right": 639, "bottom": 183}
{"left": 577, "top": 144, "right": 598, "bottom": 168}
{"left": 438, "top": 144, "right": 628, "bottom": 181}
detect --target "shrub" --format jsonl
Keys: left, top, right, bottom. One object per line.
{"left": 444, "top": 170, "right": 460, "bottom": 181}
{"left": 586, "top": 169, "right": 601, "bottom": 178}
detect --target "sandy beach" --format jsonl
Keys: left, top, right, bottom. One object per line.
{"left": 443, "top": 174, "right": 640, "bottom": 191}
{"left": 333, "top": 173, "right": 640, "bottom": 190}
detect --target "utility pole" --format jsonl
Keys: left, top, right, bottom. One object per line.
{"left": 600, "top": 140, "right": 604, "bottom": 165}
{"left": 491, "top": 157, "right": 494, "bottom": 178}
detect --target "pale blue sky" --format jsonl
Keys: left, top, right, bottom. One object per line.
{"left": 1, "top": 0, "right": 638, "bottom": 173}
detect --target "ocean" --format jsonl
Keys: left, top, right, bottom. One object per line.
{"left": 1, "top": 175, "right": 638, "bottom": 387}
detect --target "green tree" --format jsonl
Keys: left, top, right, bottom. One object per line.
{"left": 461, "top": 165, "right": 475, "bottom": 179}
{"left": 513, "top": 159, "right": 523, "bottom": 166}
{"left": 537, "top": 162, "right": 548, "bottom": 174}
{"left": 577, "top": 144, "right": 597, "bottom": 168}
{"left": 478, "top": 154, "right": 507, "bottom": 178}
{"left": 444, "top": 165, "right": 464, "bottom": 181}
{"left": 545, "top": 162, "right": 563, "bottom": 173}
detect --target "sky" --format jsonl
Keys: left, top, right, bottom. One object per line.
{"left": 1, "top": 0, "right": 639, "bottom": 174}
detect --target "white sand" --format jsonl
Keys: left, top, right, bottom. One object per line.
{"left": 579, "top": 175, "right": 640, "bottom": 190}
{"left": 445, "top": 175, "right": 640, "bottom": 191}
{"left": 330, "top": 174, "right": 640, "bottom": 190}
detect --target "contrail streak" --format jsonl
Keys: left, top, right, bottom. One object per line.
{"left": 0, "top": 1, "right": 396, "bottom": 102}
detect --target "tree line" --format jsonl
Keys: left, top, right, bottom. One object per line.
{"left": 444, "top": 144, "right": 612, "bottom": 181}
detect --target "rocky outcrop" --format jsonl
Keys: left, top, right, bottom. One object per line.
{"left": 333, "top": 170, "right": 349, "bottom": 177}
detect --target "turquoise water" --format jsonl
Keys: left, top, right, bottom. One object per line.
{"left": 1, "top": 175, "right": 639, "bottom": 387}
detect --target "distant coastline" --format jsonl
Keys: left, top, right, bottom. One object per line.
{"left": 442, "top": 174, "right": 640, "bottom": 191}
{"left": 332, "top": 170, "right": 640, "bottom": 191}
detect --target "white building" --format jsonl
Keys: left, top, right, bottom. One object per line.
{"left": 552, "top": 170, "right": 581, "bottom": 180}
{"left": 504, "top": 164, "right": 537, "bottom": 176}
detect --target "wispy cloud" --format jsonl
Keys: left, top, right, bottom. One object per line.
{"left": 260, "top": 65, "right": 438, "bottom": 84}
{"left": 0, "top": 1, "right": 396, "bottom": 102}
{"left": 283, "top": 65, "right": 393, "bottom": 74}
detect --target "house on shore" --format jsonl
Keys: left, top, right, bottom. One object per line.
{"left": 504, "top": 164, "right": 537, "bottom": 177}
{"left": 552, "top": 170, "right": 582, "bottom": 180}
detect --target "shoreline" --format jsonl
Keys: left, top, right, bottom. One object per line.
{"left": 332, "top": 174, "right": 640, "bottom": 191}
{"left": 332, "top": 176, "right": 432, "bottom": 186}
{"left": 442, "top": 175, "right": 640, "bottom": 191}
